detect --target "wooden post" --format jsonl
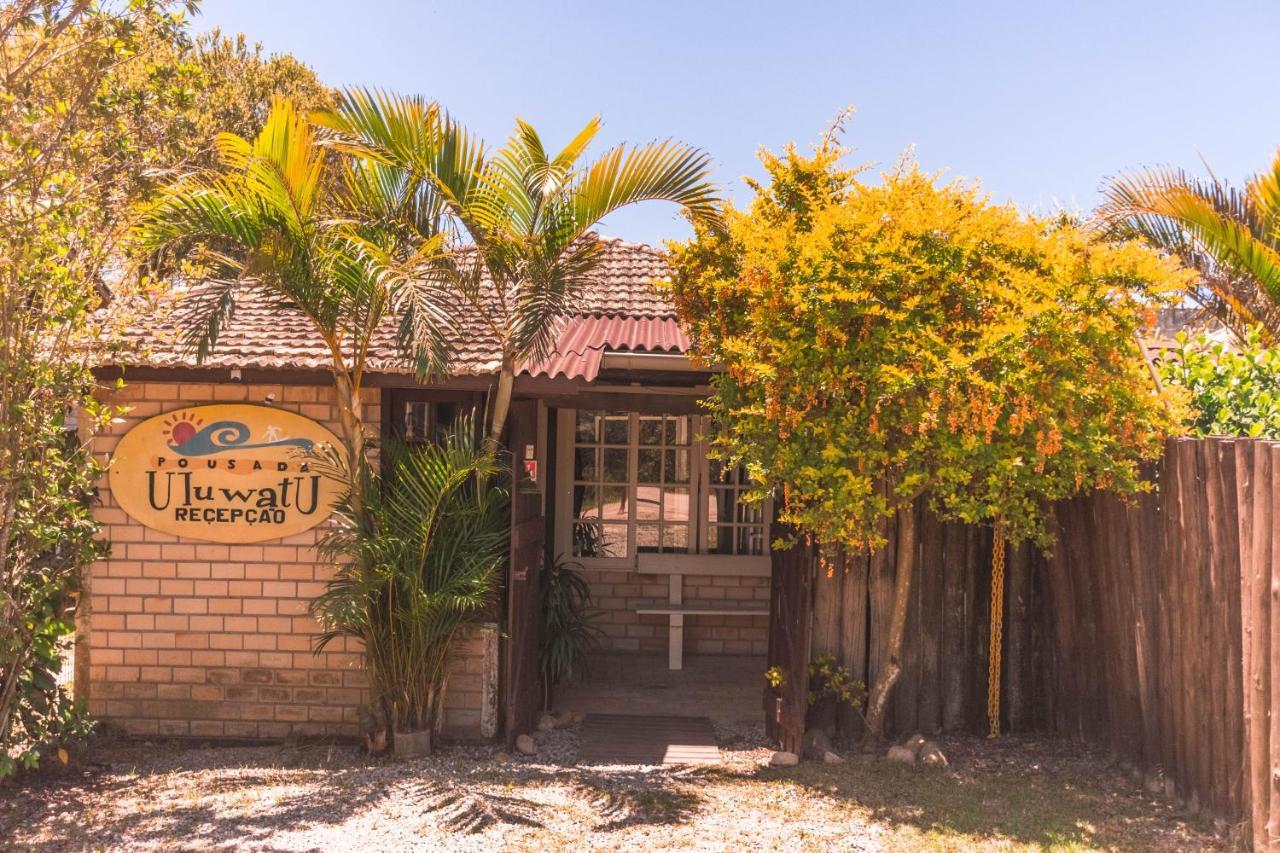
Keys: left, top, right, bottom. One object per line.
{"left": 765, "top": 521, "right": 813, "bottom": 754}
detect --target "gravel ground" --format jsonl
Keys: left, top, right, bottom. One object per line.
{"left": 0, "top": 725, "right": 1228, "bottom": 851}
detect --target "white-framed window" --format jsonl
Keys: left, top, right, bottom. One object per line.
{"left": 558, "top": 408, "right": 769, "bottom": 567}
{"left": 707, "top": 458, "right": 767, "bottom": 556}
{"left": 403, "top": 399, "right": 462, "bottom": 445}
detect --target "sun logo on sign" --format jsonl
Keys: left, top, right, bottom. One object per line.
{"left": 161, "top": 411, "right": 203, "bottom": 448}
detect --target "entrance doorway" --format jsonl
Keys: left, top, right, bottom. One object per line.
{"left": 547, "top": 408, "right": 773, "bottom": 726}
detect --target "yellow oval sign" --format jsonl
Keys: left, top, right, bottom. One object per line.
{"left": 108, "top": 404, "right": 344, "bottom": 543}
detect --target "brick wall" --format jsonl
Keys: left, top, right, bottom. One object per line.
{"left": 83, "top": 379, "right": 488, "bottom": 740}
{"left": 582, "top": 567, "right": 769, "bottom": 656}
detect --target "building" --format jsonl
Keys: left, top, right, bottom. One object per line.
{"left": 83, "top": 236, "right": 786, "bottom": 745}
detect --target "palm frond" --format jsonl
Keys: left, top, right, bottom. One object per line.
{"left": 559, "top": 139, "right": 721, "bottom": 246}
{"left": 1099, "top": 160, "right": 1280, "bottom": 342}
{"left": 172, "top": 277, "right": 241, "bottom": 363}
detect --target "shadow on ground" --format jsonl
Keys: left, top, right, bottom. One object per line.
{"left": 0, "top": 735, "right": 1225, "bottom": 851}
{"left": 0, "top": 741, "right": 723, "bottom": 850}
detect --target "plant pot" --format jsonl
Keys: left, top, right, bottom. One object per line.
{"left": 392, "top": 728, "right": 432, "bottom": 758}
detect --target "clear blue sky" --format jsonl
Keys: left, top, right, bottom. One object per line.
{"left": 196, "top": 0, "right": 1280, "bottom": 246}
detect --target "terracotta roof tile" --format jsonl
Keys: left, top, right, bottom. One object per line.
{"left": 115, "top": 236, "right": 682, "bottom": 375}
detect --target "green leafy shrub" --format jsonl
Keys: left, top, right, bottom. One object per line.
{"left": 1159, "top": 328, "right": 1280, "bottom": 438}
{"left": 540, "top": 556, "right": 605, "bottom": 708}
{"left": 807, "top": 654, "right": 866, "bottom": 710}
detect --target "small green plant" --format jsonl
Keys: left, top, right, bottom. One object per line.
{"left": 1159, "top": 327, "right": 1280, "bottom": 438}
{"left": 764, "top": 666, "right": 786, "bottom": 689}
{"left": 540, "top": 556, "right": 605, "bottom": 708}
{"left": 807, "top": 654, "right": 866, "bottom": 710}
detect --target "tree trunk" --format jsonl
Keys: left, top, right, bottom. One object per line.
{"left": 332, "top": 373, "right": 365, "bottom": 471}
{"left": 485, "top": 357, "right": 515, "bottom": 457}
{"left": 862, "top": 504, "right": 917, "bottom": 750}
{"left": 329, "top": 370, "right": 372, "bottom": 533}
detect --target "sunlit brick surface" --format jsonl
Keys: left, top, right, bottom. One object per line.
{"left": 84, "top": 381, "right": 484, "bottom": 739}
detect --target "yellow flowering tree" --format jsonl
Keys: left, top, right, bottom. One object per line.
{"left": 669, "top": 138, "right": 1187, "bottom": 746}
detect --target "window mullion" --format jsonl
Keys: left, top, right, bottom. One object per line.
{"left": 627, "top": 412, "right": 638, "bottom": 563}
{"left": 695, "top": 417, "right": 708, "bottom": 554}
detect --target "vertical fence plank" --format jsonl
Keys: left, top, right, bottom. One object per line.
{"left": 1234, "top": 441, "right": 1261, "bottom": 849}
{"left": 837, "top": 548, "right": 870, "bottom": 738}
{"left": 766, "top": 522, "right": 813, "bottom": 754}
{"left": 868, "top": 512, "right": 896, "bottom": 733}
{"left": 1250, "top": 439, "right": 1274, "bottom": 848}
{"left": 942, "top": 521, "right": 969, "bottom": 731}
{"left": 1201, "top": 441, "right": 1227, "bottom": 815}
{"left": 1214, "top": 440, "right": 1245, "bottom": 818}
{"left": 918, "top": 508, "right": 945, "bottom": 733}
{"left": 1173, "top": 439, "right": 1199, "bottom": 804}
{"left": 892, "top": 501, "right": 922, "bottom": 736}
{"left": 1128, "top": 464, "right": 1164, "bottom": 778}
{"left": 1268, "top": 443, "right": 1280, "bottom": 843}
{"left": 1004, "top": 539, "right": 1031, "bottom": 733}
{"left": 967, "top": 524, "right": 992, "bottom": 732}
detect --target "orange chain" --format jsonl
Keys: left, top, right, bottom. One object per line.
{"left": 987, "top": 524, "right": 1006, "bottom": 739}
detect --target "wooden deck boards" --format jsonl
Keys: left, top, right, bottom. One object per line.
{"left": 576, "top": 713, "right": 721, "bottom": 766}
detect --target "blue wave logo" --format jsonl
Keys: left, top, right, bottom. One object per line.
{"left": 168, "top": 421, "right": 315, "bottom": 457}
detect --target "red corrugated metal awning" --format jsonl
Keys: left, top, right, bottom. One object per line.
{"left": 522, "top": 315, "right": 690, "bottom": 381}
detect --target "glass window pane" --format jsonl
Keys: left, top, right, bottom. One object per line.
{"left": 709, "top": 458, "right": 729, "bottom": 485}
{"left": 574, "top": 448, "right": 598, "bottom": 481}
{"left": 633, "top": 484, "right": 661, "bottom": 520}
{"left": 572, "top": 521, "right": 600, "bottom": 557}
{"left": 603, "top": 413, "right": 630, "bottom": 445}
{"left": 600, "top": 486, "right": 628, "bottom": 521}
{"left": 573, "top": 485, "right": 600, "bottom": 519}
{"left": 665, "top": 449, "right": 690, "bottom": 484}
{"left": 405, "top": 402, "right": 429, "bottom": 442}
{"left": 603, "top": 448, "right": 629, "bottom": 483}
{"left": 711, "top": 525, "right": 735, "bottom": 555}
{"left": 662, "top": 486, "right": 690, "bottom": 522}
{"left": 638, "top": 417, "right": 664, "bottom": 446}
{"left": 575, "top": 410, "right": 601, "bottom": 443}
{"left": 574, "top": 521, "right": 628, "bottom": 558}
{"left": 711, "top": 488, "right": 736, "bottom": 526}
{"left": 662, "top": 524, "right": 689, "bottom": 553}
{"left": 637, "top": 449, "right": 662, "bottom": 483}
{"left": 668, "top": 416, "right": 692, "bottom": 446}
{"left": 635, "top": 522, "right": 660, "bottom": 553}
{"left": 737, "top": 499, "right": 763, "bottom": 525}
{"left": 738, "top": 526, "right": 765, "bottom": 556}
{"left": 599, "top": 523, "right": 629, "bottom": 558}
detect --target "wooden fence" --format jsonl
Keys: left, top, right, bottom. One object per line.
{"left": 802, "top": 437, "right": 1280, "bottom": 846}
{"left": 1037, "top": 437, "right": 1279, "bottom": 846}
{"left": 808, "top": 504, "right": 1038, "bottom": 739}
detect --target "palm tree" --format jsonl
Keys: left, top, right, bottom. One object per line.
{"left": 313, "top": 415, "right": 509, "bottom": 740}
{"left": 317, "top": 89, "right": 723, "bottom": 450}
{"left": 134, "top": 97, "right": 447, "bottom": 510}
{"left": 1098, "top": 151, "right": 1280, "bottom": 343}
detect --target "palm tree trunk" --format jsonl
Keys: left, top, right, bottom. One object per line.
{"left": 330, "top": 371, "right": 370, "bottom": 529}
{"left": 862, "top": 504, "right": 917, "bottom": 750}
{"left": 485, "top": 355, "right": 515, "bottom": 457}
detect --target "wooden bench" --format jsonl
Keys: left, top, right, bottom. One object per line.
{"left": 634, "top": 554, "right": 771, "bottom": 670}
